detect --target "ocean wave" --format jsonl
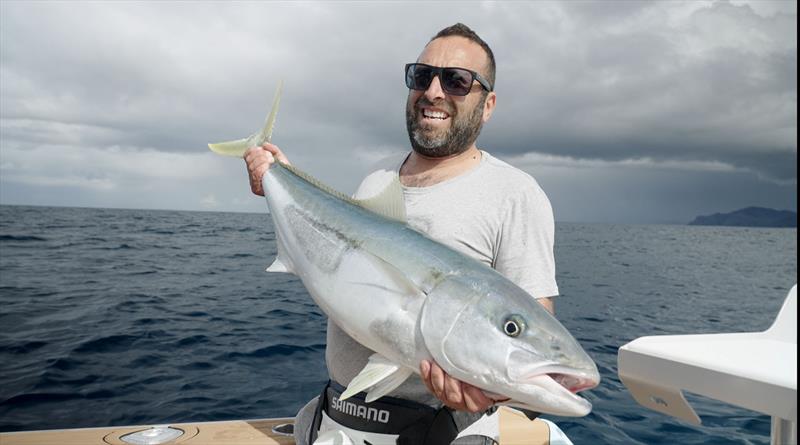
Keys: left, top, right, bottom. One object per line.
{"left": 0, "top": 235, "right": 47, "bottom": 242}
{"left": 72, "top": 335, "right": 139, "bottom": 354}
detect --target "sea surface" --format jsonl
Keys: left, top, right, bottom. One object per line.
{"left": 0, "top": 204, "right": 796, "bottom": 444}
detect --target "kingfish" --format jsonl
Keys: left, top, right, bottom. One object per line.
{"left": 209, "top": 84, "right": 600, "bottom": 417}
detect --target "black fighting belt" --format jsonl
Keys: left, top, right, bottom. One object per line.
{"left": 309, "top": 380, "right": 458, "bottom": 445}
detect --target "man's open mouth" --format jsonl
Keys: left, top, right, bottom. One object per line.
{"left": 421, "top": 108, "right": 450, "bottom": 121}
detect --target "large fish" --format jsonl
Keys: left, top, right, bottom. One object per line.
{"left": 209, "top": 84, "right": 600, "bottom": 417}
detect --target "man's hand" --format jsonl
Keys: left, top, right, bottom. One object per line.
{"left": 420, "top": 360, "right": 495, "bottom": 413}
{"left": 243, "top": 143, "right": 290, "bottom": 196}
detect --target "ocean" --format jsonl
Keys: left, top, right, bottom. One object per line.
{"left": 0, "top": 205, "right": 796, "bottom": 444}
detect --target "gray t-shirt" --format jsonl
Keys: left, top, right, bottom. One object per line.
{"left": 295, "top": 150, "right": 559, "bottom": 443}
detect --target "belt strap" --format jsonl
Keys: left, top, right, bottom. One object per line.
{"left": 309, "top": 380, "right": 458, "bottom": 445}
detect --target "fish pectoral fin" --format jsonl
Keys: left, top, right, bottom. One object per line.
{"left": 340, "top": 353, "right": 412, "bottom": 403}
{"left": 353, "top": 249, "right": 424, "bottom": 297}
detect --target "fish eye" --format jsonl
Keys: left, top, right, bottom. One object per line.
{"left": 503, "top": 315, "right": 525, "bottom": 337}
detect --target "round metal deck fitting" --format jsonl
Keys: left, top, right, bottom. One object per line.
{"left": 119, "top": 426, "right": 184, "bottom": 445}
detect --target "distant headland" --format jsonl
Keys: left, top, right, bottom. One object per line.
{"left": 689, "top": 207, "right": 797, "bottom": 228}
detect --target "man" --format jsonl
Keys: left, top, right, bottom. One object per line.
{"left": 245, "top": 23, "right": 558, "bottom": 445}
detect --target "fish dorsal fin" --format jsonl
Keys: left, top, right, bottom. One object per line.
{"left": 279, "top": 162, "right": 354, "bottom": 203}
{"left": 353, "top": 175, "right": 406, "bottom": 223}
{"left": 277, "top": 163, "right": 406, "bottom": 223}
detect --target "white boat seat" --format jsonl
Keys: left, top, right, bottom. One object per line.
{"left": 618, "top": 285, "right": 797, "bottom": 424}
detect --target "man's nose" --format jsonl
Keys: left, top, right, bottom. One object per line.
{"left": 424, "top": 75, "right": 446, "bottom": 101}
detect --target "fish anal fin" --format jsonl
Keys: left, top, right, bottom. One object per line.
{"left": 265, "top": 257, "right": 291, "bottom": 273}
{"left": 340, "top": 353, "right": 411, "bottom": 402}
{"left": 266, "top": 230, "right": 294, "bottom": 274}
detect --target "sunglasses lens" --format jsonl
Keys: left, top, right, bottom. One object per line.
{"left": 406, "top": 64, "right": 434, "bottom": 91}
{"left": 441, "top": 68, "right": 473, "bottom": 96}
{"left": 405, "top": 64, "right": 476, "bottom": 96}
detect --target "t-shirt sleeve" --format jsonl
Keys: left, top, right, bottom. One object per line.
{"left": 494, "top": 184, "right": 559, "bottom": 299}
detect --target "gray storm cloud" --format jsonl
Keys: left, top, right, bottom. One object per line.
{"left": 1, "top": 1, "right": 796, "bottom": 223}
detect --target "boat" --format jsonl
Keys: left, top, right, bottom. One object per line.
{"left": 0, "top": 407, "right": 559, "bottom": 444}
{"left": 618, "top": 284, "right": 797, "bottom": 445}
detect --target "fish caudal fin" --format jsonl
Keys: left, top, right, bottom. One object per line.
{"left": 208, "top": 138, "right": 252, "bottom": 157}
{"left": 208, "top": 80, "right": 283, "bottom": 158}
{"left": 340, "top": 353, "right": 412, "bottom": 403}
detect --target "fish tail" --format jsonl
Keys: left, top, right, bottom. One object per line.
{"left": 208, "top": 80, "right": 283, "bottom": 158}
{"left": 207, "top": 138, "right": 252, "bottom": 157}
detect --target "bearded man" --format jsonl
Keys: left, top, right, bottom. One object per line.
{"left": 244, "top": 23, "right": 559, "bottom": 445}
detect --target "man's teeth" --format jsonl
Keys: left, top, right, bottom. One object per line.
{"left": 423, "top": 110, "right": 449, "bottom": 119}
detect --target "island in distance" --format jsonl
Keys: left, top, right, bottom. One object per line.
{"left": 689, "top": 207, "right": 797, "bottom": 228}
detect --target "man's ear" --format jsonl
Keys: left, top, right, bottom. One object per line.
{"left": 482, "top": 92, "right": 497, "bottom": 123}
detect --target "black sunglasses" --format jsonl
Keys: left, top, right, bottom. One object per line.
{"left": 405, "top": 63, "right": 493, "bottom": 96}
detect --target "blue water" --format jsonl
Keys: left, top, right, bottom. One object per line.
{"left": 0, "top": 205, "right": 796, "bottom": 444}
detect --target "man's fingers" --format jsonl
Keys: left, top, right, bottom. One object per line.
{"left": 422, "top": 360, "right": 487, "bottom": 412}
{"left": 444, "top": 374, "right": 463, "bottom": 406}
{"left": 243, "top": 146, "right": 259, "bottom": 161}
{"left": 420, "top": 361, "right": 433, "bottom": 393}
{"left": 244, "top": 146, "right": 278, "bottom": 197}
{"left": 428, "top": 361, "right": 446, "bottom": 399}
{"left": 245, "top": 148, "right": 274, "bottom": 167}
{"left": 262, "top": 143, "right": 290, "bottom": 165}
{"left": 463, "top": 384, "right": 493, "bottom": 413}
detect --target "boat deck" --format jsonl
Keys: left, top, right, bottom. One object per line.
{"left": 0, "top": 418, "right": 296, "bottom": 445}
{"left": 0, "top": 407, "right": 554, "bottom": 444}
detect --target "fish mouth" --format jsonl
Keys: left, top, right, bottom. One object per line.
{"left": 548, "top": 372, "right": 599, "bottom": 394}
{"left": 482, "top": 370, "right": 596, "bottom": 417}
{"left": 499, "top": 359, "right": 600, "bottom": 415}
{"left": 486, "top": 371, "right": 597, "bottom": 404}
{"left": 506, "top": 348, "right": 600, "bottom": 395}
{"left": 514, "top": 369, "right": 599, "bottom": 402}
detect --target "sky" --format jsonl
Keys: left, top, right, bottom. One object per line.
{"left": 0, "top": 1, "right": 796, "bottom": 224}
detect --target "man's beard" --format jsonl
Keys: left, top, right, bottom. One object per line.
{"left": 405, "top": 96, "right": 486, "bottom": 158}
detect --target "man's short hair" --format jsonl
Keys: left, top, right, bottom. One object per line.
{"left": 430, "top": 23, "right": 496, "bottom": 90}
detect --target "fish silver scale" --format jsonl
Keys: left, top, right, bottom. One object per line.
{"left": 269, "top": 163, "right": 459, "bottom": 291}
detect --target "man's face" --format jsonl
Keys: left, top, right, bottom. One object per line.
{"left": 405, "top": 36, "right": 494, "bottom": 158}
